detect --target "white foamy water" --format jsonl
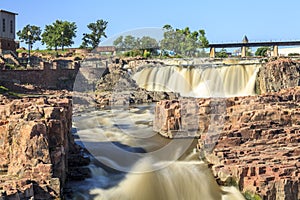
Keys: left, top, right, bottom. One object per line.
{"left": 70, "top": 104, "right": 245, "bottom": 200}
{"left": 133, "top": 63, "right": 261, "bottom": 98}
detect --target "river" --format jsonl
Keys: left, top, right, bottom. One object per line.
{"left": 68, "top": 103, "right": 245, "bottom": 200}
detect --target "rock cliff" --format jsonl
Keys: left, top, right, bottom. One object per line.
{"left": 0, "top": 95, "right": 85, "bottom": 199}
{"left": 153, "top": 87, "right": 300, "bottom": 199}
{"left": 256, "top": 58, "right": 300, "bottom": 94}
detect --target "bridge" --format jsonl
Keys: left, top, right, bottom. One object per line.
{"left": 209, "top": 39, "right": 300, "bottom": 58}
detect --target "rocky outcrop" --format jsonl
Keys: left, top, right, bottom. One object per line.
{"left": 0, "top": 95, "right": 87, "bottom": 199}
{"left": 94, "top": 57, "right": 179, "bottom": 107}
{"left": 153, "top": 87, "right": 300, "bottom": 199}
{"left": 202, "top": 88, "right": 300, "bottom": 200}
{"left": 256, "top": 58, "right": 300, "bottom": 94}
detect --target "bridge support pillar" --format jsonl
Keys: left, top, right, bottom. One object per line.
{"left": 241, "top": 46, "right": 247, "bottom": 57}
{"left": 210, "top": 47, "right": 215, "bottom": 58}
{"left": 273, "top": 45, "right": 278, "bottom": 57}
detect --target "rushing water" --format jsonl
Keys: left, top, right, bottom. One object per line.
{"left": 68, "top": 61, "right": 257, "bottom": 199}
{"left": 70, "top": 104, "right": 245, "bottom": 200}
{"left": 133, "top": 63, "right": 261, "bottom": 98}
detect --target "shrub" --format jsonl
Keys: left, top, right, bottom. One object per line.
{"left": 243, "top": 191, "right": 262, "bottom": 200}
{"left": 143, "top": 50, "right": 151, "bottom": 58}
{"left": 288, "top": 53, "right": 300, "bottom": 57}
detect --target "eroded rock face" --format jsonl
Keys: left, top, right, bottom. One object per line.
{"left": 256, "top": 58, "right": 300, "bottom": 94}
{"left": 203, "top": 88, "right": 300, "bottom": 200}
{"left": 153, "top": 87, "right": 300, "bottom": 199}
{"left": 0, "top": 95, "right": 79, "bottom": 199}
{"left": 93, "top": 57, "right": 179, "bottom": 108}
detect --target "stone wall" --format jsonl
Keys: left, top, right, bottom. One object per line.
{"left": 0, "top": 95, "right": 79, "bottom": 199}
{"left": 0, "top": 61, "right": 80, "bottom": 91}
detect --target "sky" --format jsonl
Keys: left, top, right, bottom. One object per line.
{"left": 1, "top": 0, "right": 300, "bottom": 49}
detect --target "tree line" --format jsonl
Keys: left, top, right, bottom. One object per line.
{"left": 18, "top": 20, "right": 211, "bottom": 57}
{"left": 18, "top": 20, "right": 279, "bottom": 58}
{"left": 17, "top": 19, "right": 108, "bottom": 50}
{"left": 113, "top": 25, "right": 209, "bottom": 57}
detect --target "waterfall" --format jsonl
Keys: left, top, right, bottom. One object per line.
{"left": 133, "top": 63, "right": 261, "bottom": 98}
{"left": 87, "top": 158, "right": 245, "bottom": 200}
{"left": 70, "top": 91, "right": 247, "bottom": 200}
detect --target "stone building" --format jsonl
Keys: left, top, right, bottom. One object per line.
{"left": 0, "top": 10, "right": 18, "bottom": 54}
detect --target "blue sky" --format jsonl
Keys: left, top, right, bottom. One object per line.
{"left": 1, "top": 0, "right": 300, "bottom": 49}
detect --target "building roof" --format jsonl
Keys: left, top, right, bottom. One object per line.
{"left": 0, "top": 10, "right": 18, "bottom": 15}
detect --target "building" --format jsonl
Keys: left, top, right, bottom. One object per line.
{"left": 0, "top": 10, "right": 18, "bottom": 54}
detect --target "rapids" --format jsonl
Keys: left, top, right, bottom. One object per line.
{"left": 70, "top": 104, "right": 245, "bottom": 200}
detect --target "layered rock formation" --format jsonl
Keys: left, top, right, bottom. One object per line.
{"left": 256, "top": 58, "right": 300, "bottom": 94}
{"left": 93, "top": 57, "right": 179, "bottom": 107}
{"left": 153, "top": 87, "right": 300, "bottom": 199}
{"left": 0, "top": 94, "right": 86, "bottom": 199}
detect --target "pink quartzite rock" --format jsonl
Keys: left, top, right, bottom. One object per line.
{"left": 154, "top": 87, "right": 300, "bottom": 200}
{"left": 0, "top": 95, "right": 75, "bottom": 199}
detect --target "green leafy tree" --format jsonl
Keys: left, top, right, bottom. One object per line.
{"left": 42, "top": 20, "right": 77, "bottom": 50}
{"left": 160, "top": 25, "right": 209, "bottom": 57}
{"left": 81, "top": 19, "right": 108, "bottom": 49}
{"left": 246, "top": 47, "right": 253, "bottom": 57}
{"left": 216, "top": 48, "right": 228, "bottom": 58}
{"left": 113, "top": 36, "right": 125, "bottom": 49}
{"left": 113, "top": 35, "right": 158, "bottom": 57}
{"left": 199, "top": 29, "right": 209, "bottom": 48}
{"left": 255, "top": 46, "right": 271, "bottom": 57}
{"left": 163, "top": 24, "right": 172, "bottom": 30}
{"left": 17, "top": 24, "right": 42, "bottom": 49}
{"left": 123, "top": 35, "right": 137, "bottom": 49}
{"left": 138, "top": 36, "right": 159, "bottom": 50}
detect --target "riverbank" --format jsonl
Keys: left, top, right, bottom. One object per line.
{"left": 154, "top": 87, "right": 300, "bottom": 199}
{"left": 0, "top": 93, "right": 90, "bottom": 199}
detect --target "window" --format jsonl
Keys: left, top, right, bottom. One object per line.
{"left": 10, "top": 20, "right": 13, "bottom": 33}
{"left": 2, "top": 19, "right": 5, "bottom": 32}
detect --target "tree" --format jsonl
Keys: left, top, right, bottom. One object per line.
{"left": 199, "top": 29, "right": 209, "bottom": 48}
{"left": 246, "top": 47, "right": 253, "bottom": 57}
{"left": 42, "top": 20, "right": 77, "bottom": 50}
{"left": 17, "top": 24, "right": 42, "bottom": 49}
{"left": 138, "top": 36, "right": 159, "bottom": 50}
{"left": 160, "top": 25, "right": 209, "bottom": 57}
{"left": 255, "top": 46, "right": 271, "bottom": 57}
{"left": 81, "top": 19, "right": 108, "bottom": 49}
{"left": 123, "top": 35, "right": 137, "bottom": 49}
{"left": 113, "top": 35, "right": 158, "bottom": 57}
{"left": 113, "top": 36, "right": 125, "bottom": 49}
{"left": 163, "top": 24, "right": 173, "bottom": 31}
{"left": 216, "top": 48, "right": 228, "bottom": 58}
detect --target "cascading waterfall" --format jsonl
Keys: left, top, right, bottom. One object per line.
{"left": 89, "top": 158, "right": 245, "bottom": 200}
{"left": 70, "top": 62, "right": 255, "bottom": 200}
{"left": 133, "top": 63, "right": 261, "bottom": 98}
{"left": 71, "top": 104, "right": 246, "bottom": 200}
